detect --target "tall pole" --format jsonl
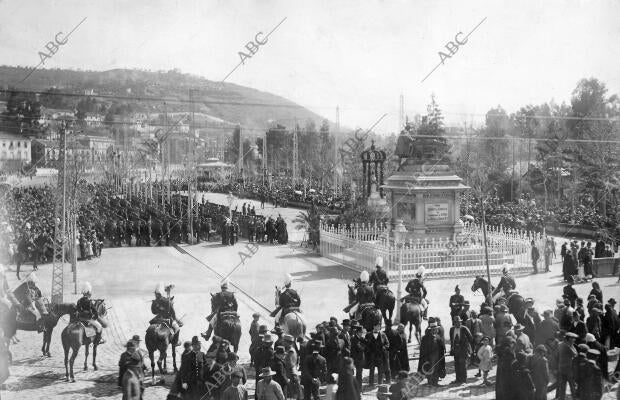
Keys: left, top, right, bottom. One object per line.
{"left": 334, "top": 106, "right": 340, "bottom": 193}
{"left": 480, "top": 197, "right": 492, "bottom": 305}
{"left": 293, "top": 119, "right": 299, "bottom": 185}
{"left": 51, "top": 122, "right": 68, "bottom": 304}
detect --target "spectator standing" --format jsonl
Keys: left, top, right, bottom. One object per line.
{"left": 531, "top": 240, "right": 540, "bottom": 273}
{"left": 530, "top": 345, "right": 549, "bottom": 400}
{"left": 449, "top": 316, "right": 472, "bottom": 385}
{"left": 476, "top": 336, "right": 492, "bottom": 386}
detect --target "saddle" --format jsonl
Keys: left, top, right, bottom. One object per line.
{"left": 375, "top": 285, "right": 391, "bottom": 294}
{"left": 219, "top": 311, "right": 240, "bottom": 321}
{"left": 75, "top": 321, "right": 97, "bottom": 338}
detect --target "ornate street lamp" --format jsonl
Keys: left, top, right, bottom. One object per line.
{"left": 393, "top": 220, "right": 408, "bottom": 321}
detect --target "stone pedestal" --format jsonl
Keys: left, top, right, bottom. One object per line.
{"left": 382, "top": 158, "right": 469, "bottom": 240}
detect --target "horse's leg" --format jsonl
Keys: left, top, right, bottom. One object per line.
{"left": 92, "top": 342, "right": 98, "bottom": 371}
{"left": 161, "top": 347, "right": 168, "bottom": 375}
{"left": 172, "top": 344, "right": 178, "bottom": 373}
{"left": 69, "top": 346, "right": 78, "bottom": 382}
{"left": 63, "top": 343, "right": 70, "bottom": 381}
{"left": 83, "top": 341, "right": 90, "bottom": 371}
{"left": 149, "top": 350, "right": 156, "bottom": 382}
{"left": 408, "top": 320, "right": 413, "bottom": 343}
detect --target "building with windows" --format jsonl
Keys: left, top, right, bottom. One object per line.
{"left": 0, "top": 131, "right": 32, "bottom": 163}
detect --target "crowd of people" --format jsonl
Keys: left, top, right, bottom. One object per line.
{"left": 0, "top": 181, "right": 291, "bottom": 280}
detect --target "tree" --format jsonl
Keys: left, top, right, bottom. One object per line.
{"left": 0, "top": 90, "right": 43, "bottom": 137}
{"left": 224, "top": 125, "right": 240, "bottom": 164}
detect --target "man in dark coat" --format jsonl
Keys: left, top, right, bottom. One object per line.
{"left": 202, "top": 351, "right": 222, "bottom": 398}
{"left": 365, "top": 324, "right": 390, "bottom": 386}
{"left": 582, "top": 349, "right": 604, "bottom": 400}
{"left": 563, "top": 277, "right": 578, "bottom": 308}
{"left": 535, "top": 310, "right": 559, "bottom": 346}
{"left": 178, "top": 336, "right": 205, "bottom": 400}
{"left": 350, "top": 325, "right": 366, "bottom": 385}
{"left": 563, "top": 249, "right": 577, "bottom": 281}
{"left": 495, "top": 336, "right": 516, "bottom": 400}
{"left": 530, "top": 345, "right": 549, "bottom": 400}
{"left": 555, "top": 332, "right": 577, "bottom": 400}
{"left": 568, "top": 312, "right": 587, "bottom": 343}
{"left": 418, "top": 321, "right": 445, "bottom": 386}
{"left": 269, "top": 346, "right": 289, "bottom": 395}
{"left": 301, "top": 348, "right": 327, "bottom": 400}
{"left": 449, "top": 316, "right": 472, "bottom": 384}
{"left": 323, "top": 326, "right": 344, "bottom": 374}
{"left": 449, "top": 285, "right": 465, "bottom": 320}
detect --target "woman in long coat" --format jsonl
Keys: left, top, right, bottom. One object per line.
{"left": 562, "top": 250, "right": 577, "bottom": 281}
{"left": 418, "top": 324, "right": 445, "bottom": 386}
{"left": 495, "top": 337, "right": 517, "bottom": 400}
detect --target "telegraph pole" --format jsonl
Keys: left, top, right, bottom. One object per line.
{"left": 293, "top": 118, "right": 299, "bottom": 185}
{"left": 51, "top": 121, "right": 68, "bottom": 304}
{"left": 334, "top": 106, "right": 340, "bottom": 193}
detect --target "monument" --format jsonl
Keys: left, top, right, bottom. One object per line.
{"left": 382, "top": 128, "right": 470, "bottom": 240}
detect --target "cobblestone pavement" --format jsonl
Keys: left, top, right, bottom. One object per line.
{"left": 1, "top": 202, "right": 619, "bottom": 399}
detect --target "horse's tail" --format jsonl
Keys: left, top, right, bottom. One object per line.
{"left": 217, "top": 317, "right": 242, "bottom": 349}
{"left": 400, "top": 303, "right": 421, "bottom": 326}
{"left": 61, "top": 322, "right": 84, "bottom": 350}
{"left": 282, "top": 312, "right": 306, "bottom": 339}
{"left": 377, "top": 291, "right": 395, "bottom": 312}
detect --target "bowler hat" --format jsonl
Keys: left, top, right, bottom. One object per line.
{"left": 259, "top": 367, "right": 277, "bottom": 377}
{"left": 131, "top": 335, "right": 141, "bottom": 342}
{"left": 191, "top": 336, "right": 201, "bottom": 345}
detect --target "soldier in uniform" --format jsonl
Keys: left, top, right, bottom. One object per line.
{"left": 117, "top": 339, "right": 146, "bottom": 397}
{"left": 404, "top": 266, "right": 429, "bottom": 319}
{"left": 449, "top": 285, "right": 465, "bottom": 320}
{"left": 270, "top": 274, "right": 301, "bottom": 322}
{"left": 492, "top": 264, "right": 516, "bottom": 301}
{"left": 344, "top": 271, "right": 375, "bottom": 318}
{"left": 203, "top": 280, "right": 238, "bottom": 340}
{"left": 76, "top": 282, "right": 106, "bottom": 344}
{"left": 178, "top": 336, "right": 205, "bottom": 399}
{"left": 369, "top": 257, "right": 389, "bottom": 304}
{"left": 150, "top": 283, "right": 182, "bottom": 336}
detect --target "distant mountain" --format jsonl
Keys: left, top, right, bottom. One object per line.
{"left": 0, "top": 66, "right": 328, "bottom": 135}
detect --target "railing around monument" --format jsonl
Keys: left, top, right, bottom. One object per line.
{"left": 319, "top": 222, "right": 544, "bottom": 279}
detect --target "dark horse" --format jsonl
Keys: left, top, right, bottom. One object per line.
{"left": 471, "top": 276, "right": 526, "bottom": 323}
{"left": 374, "top": 285, "right": 396, "bottom": 328}
{"left": 347, "top": 283, "right": 382, "bottom": 331}
{"left": 204, "top": 293, "right": 242, "bottom": 353}
{"left": 61, "top": 299, "right": 108, "bottom": 382}
{"left": 399, "top": 301, "right": 422, "bottom": 344}
{"left": 145, "top": 318, "right": 179, "bottom": 385}
{"left": 1, "top": 281, "right": 75, "bottom": 358}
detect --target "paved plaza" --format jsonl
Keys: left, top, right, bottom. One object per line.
{"left": 1, "top": 197, "right": 619, "bottom": 400}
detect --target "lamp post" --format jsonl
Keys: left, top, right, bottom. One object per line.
{"left": 227, "top": 192, "right": 234, "bottom": 219}
{"left": 393, "top": 219, "right": 408, "bottom": 321}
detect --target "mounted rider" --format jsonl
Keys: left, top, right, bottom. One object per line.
{"left": 343, "top": 271, "right": 375, "bottom": 318}
{"left": 203, "top": 280, "right": 237, "bottom": 340}
{"left": 76, "top": 282, "right": 105, "bottom": 344}
{"left": 150, "top": 282, "right": 182, "bottom": 336}
{"left": 270, "top": 274, "right": 301, "bottom": 322}
{"left": 13, "top": 273, "right": 46, "bottom": 332}
{"left": 492, "top": 264, "right": 516, "bottom": 301}
{"left": 403, "top": 266, "right": 429, "bottom": 319}
{"left": 369, "top": 257, "right": 390, "bottom": 299}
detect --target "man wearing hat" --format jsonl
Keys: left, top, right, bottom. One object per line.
{"left": 271, "top": 324, "right": 284, "bottom": 349}
{"left": 117, "top": 340, "right": 146, "bottom": 396}
{"left": 339, "top": 319, "right": 352, "bottom": 357}
{"left": 514, "top": 324, "right": 533, "bottom": 354}
{"left": 530, "top": 345, "right": 549, "bottom": 400}
{"left": 249, "top": 313, "right": 261, "bottom": 366}
{"left": 221, "top": 369, "right": 248, "bottom": 400}
{"left": 555, "top": 332, "right": 578, "bottom": 400}
{"left": 568, "top": 311, "right": 587, "bottom": 343}
{"left": 494, "top": 305, "right": 512, "bottom": 346}
{"left": 255, "top": 333, "right": 275, "bottom": 380}
{"left": 582, "top": 349, "right": 604, "bottom": 399}
{"left": 387, "top": 371, "right": 409, "bottom": 400}
{"left": 448, "top": 285, "right": 464, "bottom": 320}
{"left": 324, "top": 325, "right": 344, "bottom": 374}
{"left": 535, "top": 310, "right": 559, "bottom": 347}
{"left": 203, "top": 351, "right": 222, "bottom": 398}
{"left": 491, "top": 264, "right": 516, "bottom": 300}
{"left": 449, "top": 316, "right": 472, "bottom": 385}
{"left": 522, "top": 298, "right": 541, "bottom": 342}
{"left": 256, "top": 367, "right": 285, "bottom": 400}
{"left": 350, "top": 324, "right": 366, "bottom": 385}
{"left": 76, "top": 281, "right": 106, "bottom": 344}
{"left": 301, "top": 344, "right": 327, "bottom": 400}
{"left": 178, "top": 336, "right": 205, "bottom": 399}
{"left": 562, "top": 277, "right": 578, "bottom": 308}
{"left": 585, "top": 333, "right": 609, "bottom": 381}
{"left": 369, "top": 256, "right": 390, "bottom": 295}
{"left": 204, "top": 279, "right": 238, "bottom": 340}
{"left": 269, "top": 346, "right": 289, "bottom": 395}
{"left": 419, "top": 320, "right": 445, "bottom": 386}
{"left": 151, "top": 282, "right": 181, "bottom": 338}
{"left": 343, "top": 270, "right": 374, "bottom": 317}
{"left": 404, "top": 267, "right": 429, "bottom": 320}
{"left": 270, "top": 274, "right": 301, "bottom": 323}
{"left": 586, "top": 307, "right": 603, "bottom": 341}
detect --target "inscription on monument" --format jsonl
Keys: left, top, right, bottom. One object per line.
{"left": 425, "top": 203, "right": 449, "bottom": 225}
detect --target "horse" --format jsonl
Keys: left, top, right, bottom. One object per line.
{"left": 206, "top": 293, "right": 242, "bottom": 353}
{"left": 61, "top": 299, "right": 108, "bottom": 382}
{"left": 374, "top": 285, "right": 395, "bottom": 328}
{"left": 471, "top": 276, "right": 526, "bottom": 323}
{"left": 274, "top": 287, "right": 306, "bottom": 340}
{"left": 145, "top": 318, "right": 179, "bottom": 385}
{"left": 1, "top": 281, "right": 75, "bottom": 358}
{"left": 347, "top": 283, "right": 382, "bottom": 332}
{"left": 399, "top": 301, "right": 422, "bottom": 344}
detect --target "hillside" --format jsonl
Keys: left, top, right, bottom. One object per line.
{"left": 0, "top": 66, "right": 327, "bottom": 134}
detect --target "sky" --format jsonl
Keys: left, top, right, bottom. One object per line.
{"left": 1, "top": 0, "right": 619, "bottom": 134}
